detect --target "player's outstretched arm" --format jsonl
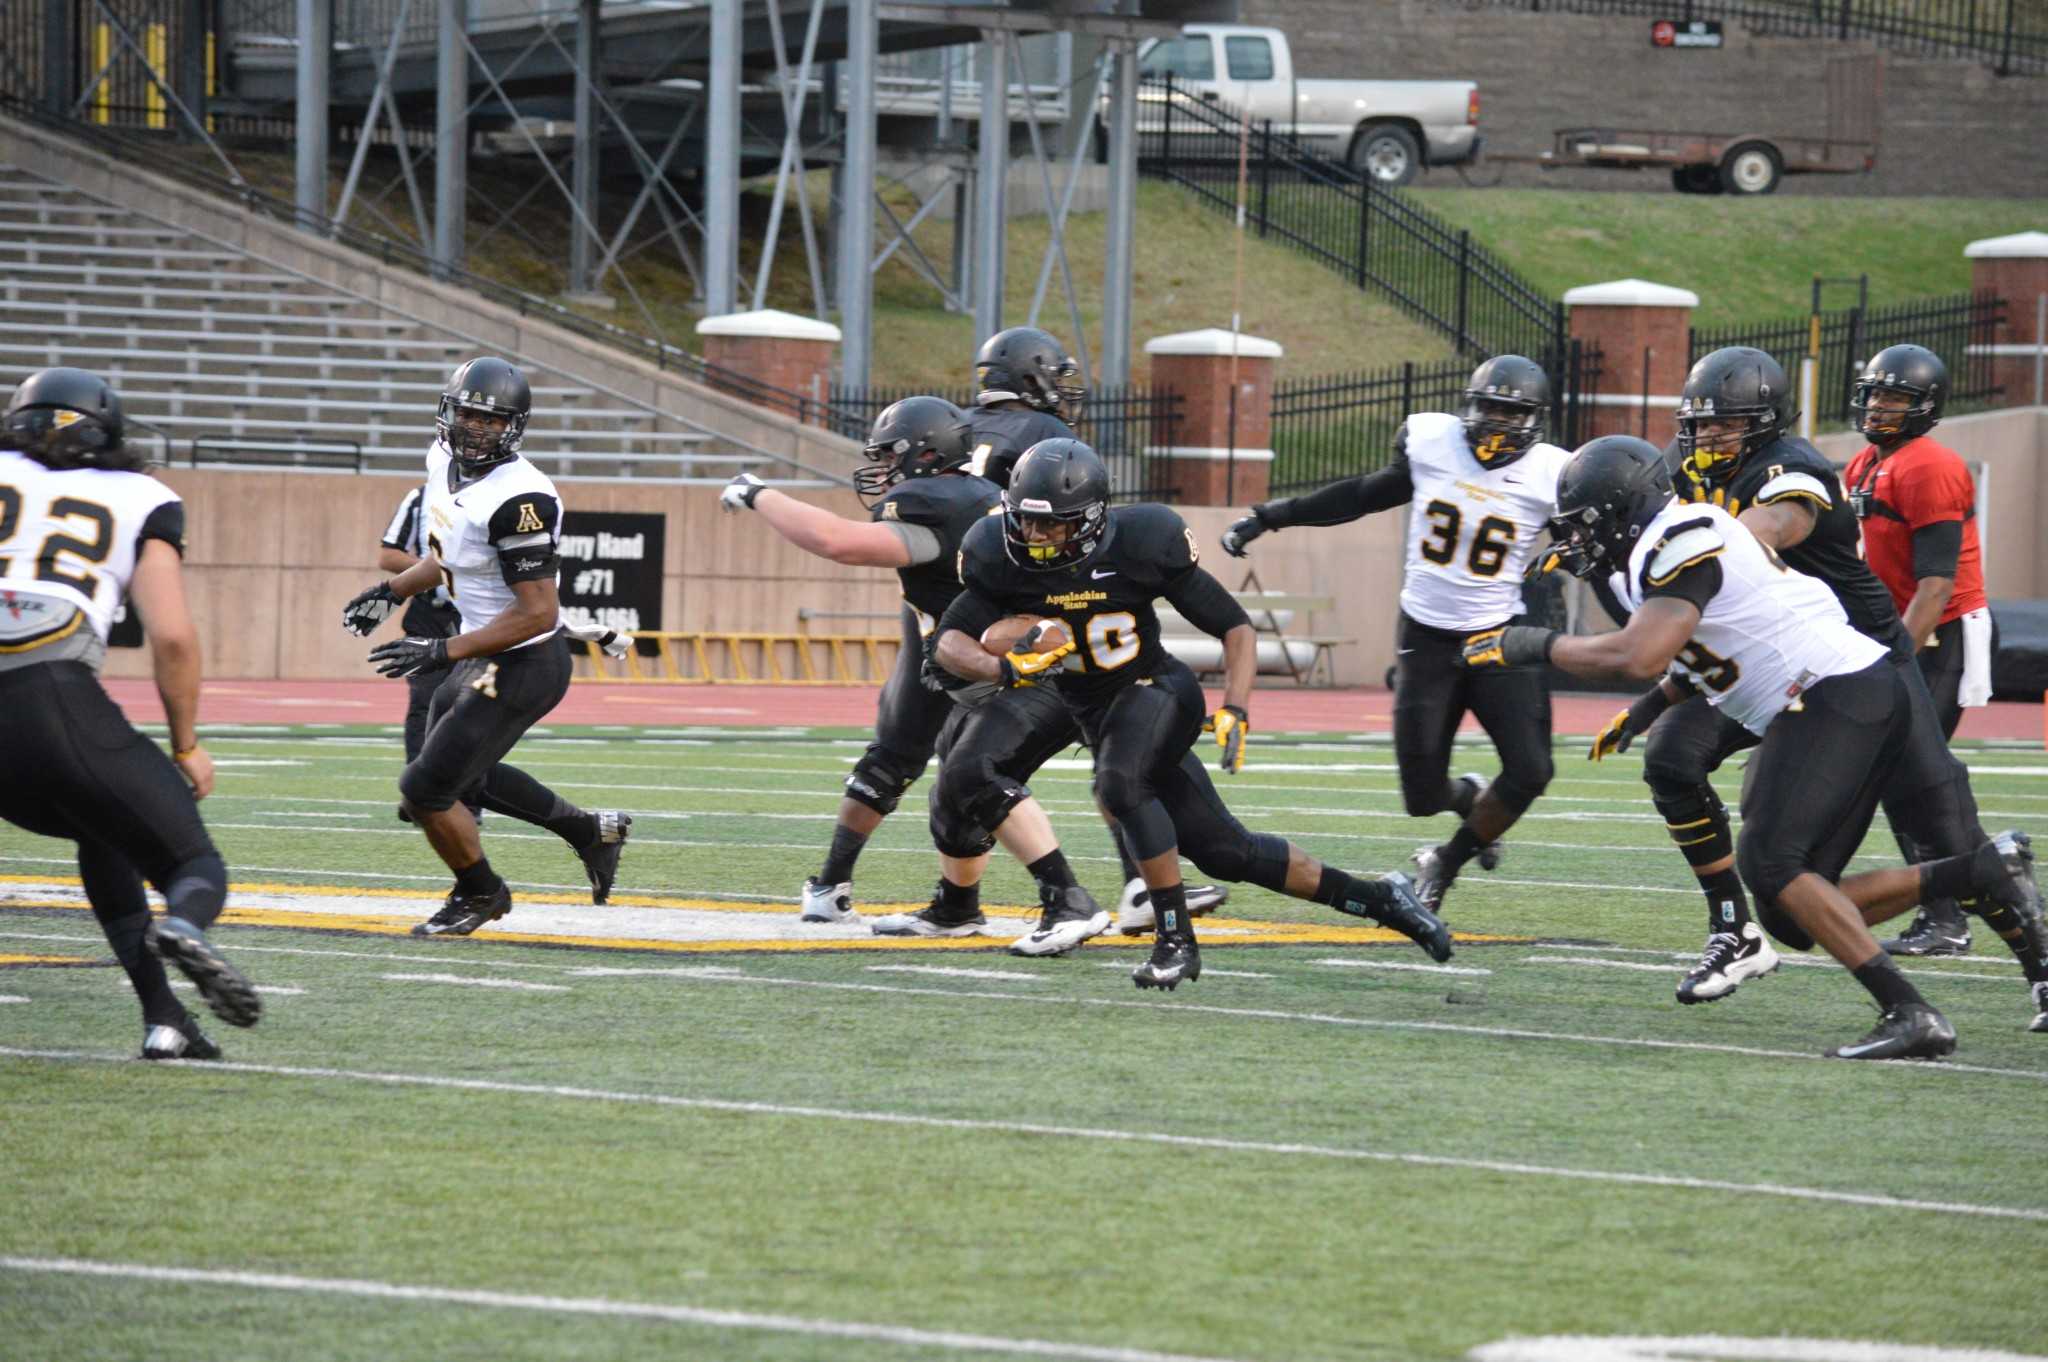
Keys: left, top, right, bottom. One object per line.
{"left": 1467, "top": 597, "right": 1698, "bottom": 684}
{"left": 722, "top": 475, "right": 911, "bottom": 568}
{"left": 1222, "top": 461, "right": 1414, "bottom": 557}
{"left": 130, "top": 538, "right": 211, "bottom": 797}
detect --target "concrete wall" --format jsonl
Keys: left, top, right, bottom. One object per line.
{"left": 1239, "top": 0, "right": 2048, "bottom": 198}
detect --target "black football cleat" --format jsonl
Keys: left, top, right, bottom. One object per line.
{"left": 1336, "top": 873, "right": 1453, "bottom": 962}
{"left": 578, "top": 811, "right": 632, "bottom": 905}
{"left": 1825, "top": 1003, "right": 1957, "bottom": 1061}
{"left": 413, "top": 881, "right": 513, "bottom": 937}
{"left": 142, "top": 1017, "right": 222, "bottom": 1061}
{"left": 1132, "top": 935, "right": 1201, "bottom": 991}
{"left": 1881, "top": 906, "right": 1972, "bottom": 957}
{"left": 146, "top": 916, "right": 262, "bottom": 1029}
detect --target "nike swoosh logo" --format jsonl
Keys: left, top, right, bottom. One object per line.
{"left": 1397, "top": 648, "right": 1415, "bottom": 655}
{"left": 1091, "top": 569, "right": 1117, "bottom": 579}
{"left": 1503, "top": 477, "right": 1523, "bottom": 485}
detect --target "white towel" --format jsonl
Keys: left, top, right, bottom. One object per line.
{"left": 1959, "top": 606, "right": 1993, "bottom": 708}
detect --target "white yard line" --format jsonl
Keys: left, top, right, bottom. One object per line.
{"left": 0, "top": 995, "right": 28, "bottom": 1004}
{"left": 1311, "top": 959, "right": 1494, "bottom": 976}
{"left": 1470, "top": 1336, "right": 2048, "bottom": 1362}
{"left": 378, "top": 973, "right": 570, "bottom": 993}
{"left": 866, "top": 965, "right": 1045, "bottom": 982}
{"left": 1, "top": 1052, "right": 2041, "bottom": 1222}
{"left": 0, "top": 1256, "right": 1242, "bottom": 1362}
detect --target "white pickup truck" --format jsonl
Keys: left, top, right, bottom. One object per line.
{"left": 1133, "top": 24, "right": 1481, "bottom": 187}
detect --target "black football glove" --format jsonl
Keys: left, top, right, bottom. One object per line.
{"left": 1220, "top": 505, "right": 1276, "bottom": 558}
{"left": 368, "top": 636, "right": 452, "bottom": 679}
{"left": 1461, "top": 625, "right": 1557, "bottom": 670}
{"left": 341, "top": 582, "right": 402, "bottom": 637}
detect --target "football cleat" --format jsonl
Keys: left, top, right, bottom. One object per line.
{"left": 1010, "top": 884, "right": 1111, "bottom": 958}
{"left": 869, "top": 900, "right": 987, "bottom": 938}
{"left": 1676, "top": 922, "right": 1780, "bottom": 1005}
{"left": 1457, "top": 774, "right": 1506, "bottom": 871}
{"left": 800, "top": 877, "right": 858, "bottom": 924}
{"left": 145, "top": 916, "right": 261, "bottom": 1029}
{"left": 577, "top": 811, "right": 632, "bottom": 905}
{"left": 413, "top": 881, "right": 513, "bottom": 937}
{"left": 1881, "top": 907, "right": 1972, "bottom": 957}
{"left": 1991, "top": 829, "right": 2044, "bottom": 917}
{"left": 1132, "top": 933, "right": 1200, "bottom": 990}
{"left": 2029, "top": 981, "right": 2048, "bottom": 1035}
{"left": 1335, "top": 873, "right": 1453, "bottom": 962}
{"left": 1114, "top": 878, "right": 1229, "bottom": 935}
{"left": 1409, "top": 846, "right": 1455, "bottom": 916}
{"left": 141, "top": 1018, "right": 222, "bottom": 1061}
{"left": 1825, "top": 1003, "right": 1957, "bottom": 1061}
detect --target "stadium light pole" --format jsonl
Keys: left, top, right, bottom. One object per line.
{"left": 567, "top": 0, "right": 600, "bottom": 298}
{"left": 293, "top": 0, "right": 331, "bottom": 228}
{"left": 703, "top": 0, "right": 741, "bottom": 316}
{"left": 433, "top": 0, "right": 467, "bottom": 273}
{"left": 1100, "top": 36, "right": 1138, "bottom": 389}
{"left": 973, "top": 29, "right": 1008, "bottom": 343}
{"left": 838, "top": 0, "right": 878, "bottom": 386}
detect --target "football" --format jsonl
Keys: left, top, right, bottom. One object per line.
{"left": 979, "top": 614, "right": 1073, "bottom": 656}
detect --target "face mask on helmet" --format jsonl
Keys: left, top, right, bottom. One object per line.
{"left": 1546, "top": 506, "right": 1617, "bottom": 579}
{"left": 1462, "top": 394, "right": 1544, "bottom": 466}
{"left": 1003, "top": 495, "right": 1106, "bottom": 572}
{"left": 437, "top": 395, "right": 526, "bottom": 472}
{"left": 1850, "top": 381, "right": 1936, "bottom": 444}
{"left": 1047, "top": 358, "right": 1087, "bottom": 422}
{"left": 1, "top": 406, "right": 119, "bottom": 468}
{"left": 1675, "top": 400, "right": 1777, "bottom": 480}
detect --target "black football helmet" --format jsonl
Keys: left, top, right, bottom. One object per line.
{"left": 855, "top": 396, "right": 974, "bottom": 505}
{"left": 1851, "top": 343, "right": 1948, "bottom": 445}
{"left": 1, "top": 366, "right": 142, "bottom": 470}
{"left": 1003, "top": 437, "right": 1110, "bottom": 572}
{"left": 974, "top": 327, "right": 1086, "bottom": 422}
{"left": 437, "top": 357, "right": 531, "bottom": 475}
{"left": 1675, "top": 346, "right": 1795, "bottom": 481}
{"left": 1549, "top": 435, "right": 1674, "bottom": 579}
{"left": 1461, "top": 354, "right": 1550, "bottom": 467}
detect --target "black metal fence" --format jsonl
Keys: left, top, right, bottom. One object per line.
{"left": 1688, "top": 290, "right": 2005, "bottom": 428}
{"left": 826, "top": 384, "right": 1185, "bottom": 502}
{"left": 1269, "top": 343, "right": 1604, "bottom": 496}
{"left": 1137, "top": 75, "right": 1567, "bottom": 365}
{"left": 1460, "top": 0, "right": 2047, "bottom": 76}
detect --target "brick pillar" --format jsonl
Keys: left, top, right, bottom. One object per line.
{"left": 1563, "top": 279, "right": 1699, "bottom": 448}
{"left": 694, "top": 309, "right": 842, "bottom": 424}
{"left": 1965, "top": 231, "right": 2048, "bottom": 409}
{"left": 1141, "top": 327, "right": 1281, "bottom": 506}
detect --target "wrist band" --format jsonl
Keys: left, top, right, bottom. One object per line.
{"left": 173, "top": 743, "right": 199, "bottom": 760}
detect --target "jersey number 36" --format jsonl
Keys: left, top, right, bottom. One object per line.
{"left": 1418, "top": 500, "right": 1516, "bottom": 577}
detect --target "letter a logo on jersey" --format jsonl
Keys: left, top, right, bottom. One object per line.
{"left": 515, "top": 502, "right": 543, "bottom": 534}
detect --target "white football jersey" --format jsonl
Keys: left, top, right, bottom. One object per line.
{"left": 1611, "top": 500, "right": 1886, "bottom": 735}
{"left": 1399, "top": 412, "right": 1572, "bottom": 631}
{"left": 0, "top": 449, "right": 182, "bottom": 648}
{"left": 421, "top": 441, "right": 563, "bottom": 649}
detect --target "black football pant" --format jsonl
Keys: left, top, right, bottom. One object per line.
{"left": 1890, "top": 618, "right": 1973, "bottom": 925}
{"left": 844, "top": 608, "right": 954, "bottom": 817}
{"left": 928, "top": 683, "right": 1079, "bottom": 858}
{"left": 1080, "top": 660, "right": 1290, "bottom": 890}
{"left": 400, "top": 599, "right": 464, "bottom": 762}
{"left": 400, "top": 633, "right": 576, "bottom": 822}
{"left": 1392, "top": 613, "right": 1555, "bottom": 819}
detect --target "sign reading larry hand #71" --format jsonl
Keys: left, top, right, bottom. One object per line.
{"left": 558, "top": 511, "right": 664, "bottom": 651}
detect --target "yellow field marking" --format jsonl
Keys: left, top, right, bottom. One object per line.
{"left": 0, "top": 952, "right": 97, "bottom": 967}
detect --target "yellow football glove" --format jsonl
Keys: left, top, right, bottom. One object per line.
{"left": 1461, "top": 628, "right": 1508, "bottom": 669}
{"left": 998, "top": 638, "right": 1077, "bottom": 687}
{"left": 1589, "top": 707, "right": 1635, "bottom": 761}
{"left": 1205, "top": 703, "right": 1250, "bottom": 775}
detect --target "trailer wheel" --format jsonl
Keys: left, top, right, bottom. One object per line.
{"left": 1718, "top": 142, "right": 1782, "bottom": 195}
{"left": 1670, "top": 164, "right": 1723, "bottom": 194}
{"left": 1350, "top": 123, "right": 1422, "bottom": 187}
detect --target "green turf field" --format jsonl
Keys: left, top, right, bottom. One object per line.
{"left": 4, "top": 723, "right": 2045, "bottom": 1362}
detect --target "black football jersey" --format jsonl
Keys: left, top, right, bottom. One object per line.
{"left": 964, "top": 406, "right": 1074, "bottom": 489}
{"left": 871, "top": 470, "right": 1002, "bottom": 627}
{"left": 945, "top": 502, "right": 1205, "bottom": 707}
{"left": 1666, "top": 435, "right": 1907, "bottom": 653}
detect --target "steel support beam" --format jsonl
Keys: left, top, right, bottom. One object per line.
{"left": 703, "top": 0, "right": 741, "bottom": 316}
{"left": 433, "top": 0, "right": 467, "bottom": 273}
{"left": 177, "top": 0, "right": 208, "bottom": 140}
{"left": 294, "top": 0, "right": 331, "bottom": 226}
{"left": 973, "top": 29, "right": 1008, "bottom": 343}
{"left": 1099, "top": 37, "right": 1138, "bottom": 389}
{"left": 567, "top": 0, "right": 600, "bottom": 295}
{"left": 43, "top": 0, "right": 73, "bottom": 115}
{"left": 838, "top": 0, "right": 878, "bottom": 386}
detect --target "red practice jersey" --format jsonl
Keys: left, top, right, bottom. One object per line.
{"left": 1842, "top": 435, "right": 1986, "bottom": 624}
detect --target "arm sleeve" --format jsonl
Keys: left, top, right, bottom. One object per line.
{"left": 382, "top": 486, "right": 423, "bottom": 550}
{"left": 1257, "top": 441, "right": 1413, "bottom": 529}
{"left": 1641, "top": 556, "right": 1722, "bottom": 613}
{"left": 935, "top": 586, "right": 1007, "bottom": 647}
{"left": 1910, "top": 519, "right": 1963, "bottom": 581}
{"left": 1588, "top": 571, "right": 1631, "bottom": 627}
{"left": 1164, "top": 565, "right": 1253, "bottom": 639}
{"left": 487, "top": 492, "right": 562, "bottom": 584}
{"left": 137, "top": 500, "right": 186, "bottom": 558}
{"left": 881, "top": 521, "right": 945, "bottom": 565}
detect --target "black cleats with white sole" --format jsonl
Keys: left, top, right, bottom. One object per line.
{"left": 1132, "top": 935, "right": 1200, "bottom": 990}
{"left": 1676, "top": 922, "right": 1780, "bottom": 1005}
{"left": 145, "top": 916, "right": 261, "bottom": 1029}
{"left": 1825, "top": 1003, "right": 1957, "bottom": 1061}
{"left": 142, "top": 1018, "right": 222, "bottom": 1061}
{"left": 870, "top": 901, "right": 987, "bottom": 938}
{"left": 1881, "top": 906, "right": 1972, "bottom": 957}
{"left": 1335, "top": 873, "right": 1454, "bottom": 962}
{"left": 578, "top": 811, "right": 632, "bottom": 905}
{"left": 1010, "top": 885, "right": 1111, "bottom": 958}
{"left": 413, "top": 882, "right": 513, "bottom": 937}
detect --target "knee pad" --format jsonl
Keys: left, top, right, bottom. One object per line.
{"left": 1735, "top": 839, "right": 1810, "bottom": 947}
{"left": 1188, "top": 831, "right": 1289, "bottom": 893}
{"left": 1640, "top": 729, "right": 1711, "bottom": 796}
{"left": 1490, "top": 758, "right": 1554, "bottom": 820}
{"left": 398, "top": 759, "right": 460, "bottom": 813}
{"left": 844, "top": 744, "right": 928, "bottom": 817}
{"left": 1753, "top": 897, "right": 1817, "bottom": 953}
{"left": 926, "top": 779, "right": 1000, "bottom": 860}
{"left": 1401, "top": 784, "right": 1450, "bottom": 819}
{"left": 1653, "top": 785, "right": 1734, "bottom": 869}
{"left": 1095, "top": 763, "right": 1151, "bottom": 825}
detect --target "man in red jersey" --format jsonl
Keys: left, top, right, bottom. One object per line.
{"left": 1843, "top": 343, "right": 1993, "bottom": 957}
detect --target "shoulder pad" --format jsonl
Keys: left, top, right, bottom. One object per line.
{"left": 873, "top": 480, "right": 951, "bottom": 525}
{"left": 1642, "top": 518, "right": 1726, "bottom": 588}
{"left": 1751, "top": 468, "right": 1834, "bottom": 509}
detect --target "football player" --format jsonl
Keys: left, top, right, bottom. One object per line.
{"left": 1588, "top": 346, "right": 2041, "bottom": 1006}
{"left": 934, "top": 438, "right": 1451, "bottom": 989}
{"left": 722, "top": 396, "right": 1108, "bottom": 955}
{"left": 964, "top": 326, "right": 1087, "bottom": 488}
{"left": 0, "top": 367, "right": 260, "bottom": 1058}
{"left": 1220, "top": 355, "right": 1569, "bottom": 917}
{"left": 1843, "top": 344, "right": 1990, "bottom": 957}
{"left": 340, "top": 358, "right": 631, "bottom": 936}
{"left": 1467, "top": 435, "right": 2047, "bottom": 1057}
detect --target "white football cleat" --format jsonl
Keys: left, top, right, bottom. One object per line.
{"left": 1010, "top": 885, "right": 1111, "bottom": 957}
{"left": 800, "top": 877, "right": 858, "bottom": 924}
{"left": 1676, "top": 921, "right": 1780, "bottom": 1005}
{"left": 1115, "top": 878, "right": 1229, "bottom": 935}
